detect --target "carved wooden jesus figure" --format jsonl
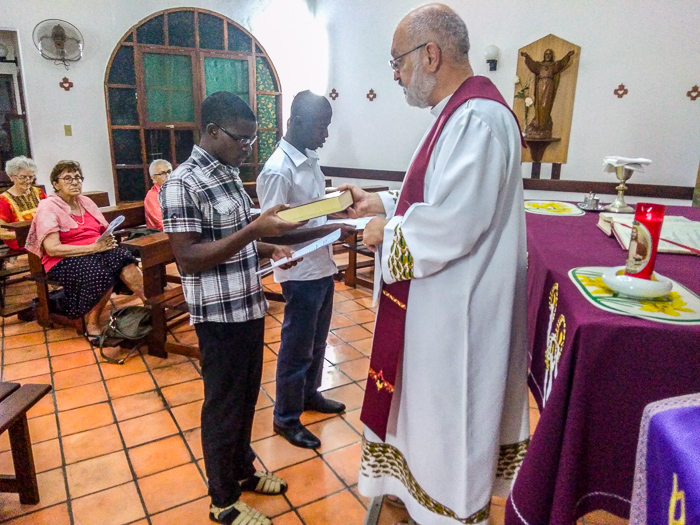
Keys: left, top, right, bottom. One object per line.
{"left": 521, "top": 48, "right": 575, "bottom": 139}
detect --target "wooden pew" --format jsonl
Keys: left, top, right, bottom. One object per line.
{"left": 121, "top": 232, "right": 199, "bottom": 361}
{"left": 11, "top": 201, "right": 146, "bottom": 331}
{"left": 0, "top": 382, "right": 52, "bottom": 504}
{"left": 121, "top": 232, "right": 287, "bottom": 362}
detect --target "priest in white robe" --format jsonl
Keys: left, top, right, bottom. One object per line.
{"left": 341, "top": 5, "right": 530, "bottom": 525}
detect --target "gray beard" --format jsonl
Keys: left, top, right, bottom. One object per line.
{"left": 404, "top": 62, "right": 436, "bottom": 108}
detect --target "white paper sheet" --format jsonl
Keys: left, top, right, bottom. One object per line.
{"left": 95, "top": 215, "right": 125, "bottom": 243}
{"left": 256, "top": 228, "right": 341, "bottom": 274}
{"left": 326, "top": 217, "right": 374, "bottom": 230}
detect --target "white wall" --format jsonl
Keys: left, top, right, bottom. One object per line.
{"left": 0, "top": 0, "right": 326, "bottom": 202}
{"left": 1, "top": 0, "right": 699, "bottom": 202}
{"left": 315, "top": 0, "right": 700, "bottom": 193}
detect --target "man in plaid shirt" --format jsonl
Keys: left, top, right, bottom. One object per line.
{"left": 161, "top": 92, "right": 302, "bottom": 525}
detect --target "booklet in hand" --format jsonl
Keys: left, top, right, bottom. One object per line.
{"left": 257, "top": 228, "right": 342, "bottom": 274}
{"left": 95, "top": 215, "right": 125, "bottom": 243}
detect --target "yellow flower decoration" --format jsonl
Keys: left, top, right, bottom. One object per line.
{"left": 578, "top": 275, "right": 613, "bottom": 295}
{"left": 526, "top": 202, "right": 571, "bottom": 213}
{"left": 639, "top": 292, "right": 694, "bottom": 317}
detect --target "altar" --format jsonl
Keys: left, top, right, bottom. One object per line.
{"left": 505, "top": 205, "right": 700, "bottom": 524}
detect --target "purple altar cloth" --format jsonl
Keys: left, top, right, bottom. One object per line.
{"left": 630, "top": 393, "right": 700, "bottom": 525}
{"left": 505, "top": 205, "right": 700, "bottom": 525}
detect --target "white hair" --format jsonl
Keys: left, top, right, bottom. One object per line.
{"left": 5, "top": 156, "right": 38, "bottom": 177}
{"left": 149, "top": 159, "right": 172, "bottom": 177}
{"left": 405, "top": 5, "right": 470, "bottom": 65}
{"left": 405, "top": 59, "right": 437, "bottom": 108}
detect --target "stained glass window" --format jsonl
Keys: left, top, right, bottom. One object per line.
{"left": 109, "top": 88, "right": 138, "bottom": 126}
{"left": 256, "top": 57, "right": 277, "bottom": 92}
{"left": 257, "top": 131, "right": 277, "bottom": 164}
{"left": 137, "top": 15, "right": 165, "bottom": 46}
{"left": 204, "top": 57, "right": 249, "bottom": 101}
{"left": 256, "top": 95, "right": 277, "bottom": 129}
{"left": 143, "top": 53, "right": 195, "bottom": 123}
{"left": 199, "top": 13, "right": 224, "bottom": 50}
{"left": 168, "top": 11, "right": 195, "bottom": 48}
{"left": 107, "top": 9, "right": 282, "bottom": 203}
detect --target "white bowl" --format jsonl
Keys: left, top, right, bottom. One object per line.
{"left": 601, "top": 266, "right": 673, "bottom": 299}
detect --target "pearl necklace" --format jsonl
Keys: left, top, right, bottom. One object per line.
{"left": 72, "top": 201, "right": 86, "bottom": 226}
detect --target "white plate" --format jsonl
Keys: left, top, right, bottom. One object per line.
{"left": 524, "top": 200, "right": 585, "bottom": 216}
{"left": 601, "top": 266, "right": 673, "bottom": 299}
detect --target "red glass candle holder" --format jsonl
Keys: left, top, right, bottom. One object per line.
{"left": 624, "top": 203, "right": 666, "bottom": 280}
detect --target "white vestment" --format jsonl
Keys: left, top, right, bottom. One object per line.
{"left": 358, "top": 96, "right": 530, "bottom": 525}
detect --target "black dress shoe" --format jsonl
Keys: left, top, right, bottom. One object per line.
{"left": 273, "top": 423, "right": 321, "bottom": 449}
{"left": 304, "top": 396, "right": 346, "bottom": 414}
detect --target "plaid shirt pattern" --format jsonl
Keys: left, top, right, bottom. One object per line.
{"left": 160, "top": 145, "right": 267, "bottom": 324}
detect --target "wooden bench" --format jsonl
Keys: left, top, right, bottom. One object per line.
{"left": 121, "top": 232, "right": 287, "bottom": 362}
{"left": 11, "top": 201, "right": 146, "bottom": 331}
{"left": 0, "top": 382, "right": 52, "bottom": 505}
{"left": 121, "top": 232, "right": 200, "bottom": 361}
{"left": 342, "top": 231, "right": 374, "bottom": 290}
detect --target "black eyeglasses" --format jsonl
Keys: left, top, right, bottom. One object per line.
{"left": 389, "top": 43, "right": 428, "bottom": 71}
{"left": 154, "top": 169, "right": 172, "bottom": 177}
{"left": 58, "top": 175, "right": 84, "bottom": 184}
{"left": 213, "top": 124, "right": 258, "bottom": 146}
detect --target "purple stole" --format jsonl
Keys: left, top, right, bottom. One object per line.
{"left": 360, "top": 76, "right": 524, "bottom": 441}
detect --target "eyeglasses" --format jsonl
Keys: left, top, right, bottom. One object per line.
{"left": 13, "top": 175, "right": 35, "bottom": 182}
{"left": 389, "top": 43, "right": 428, "bottom": 71}
{"left": 214, "top": 124, "right": 258, "bottom": 146}
{"left": 58, "top": 175, "right": 84, "bottom": 184}
{"left": 154, "top": 169, "right": 172, "bottom": 177}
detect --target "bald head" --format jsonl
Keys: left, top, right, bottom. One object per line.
{"left": 399, "top": 3, "right": 470, "bottom": 66}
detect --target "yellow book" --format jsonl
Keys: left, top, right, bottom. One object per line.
{"left": 277, "top": 190, "right": 354, "bottom": 222}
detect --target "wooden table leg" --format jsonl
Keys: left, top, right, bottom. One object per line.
{"left": 345, "top": 232, "right": 358, "bottom": 288}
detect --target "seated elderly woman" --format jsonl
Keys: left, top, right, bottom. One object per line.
{"left": 0, "top": 156, "right": 47, "bottom": 251}
{"left": 25, "top": 160, "right": 146, "bottom": 340}
{"left": 144, "top": 159, "right": 172, "bottom": 230}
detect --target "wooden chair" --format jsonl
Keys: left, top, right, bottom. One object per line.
{"left": 0, "top": 382, "right": 52, "bottom": 505}
{"left": 12, "top": 202, "right": 147, "bottom": 332}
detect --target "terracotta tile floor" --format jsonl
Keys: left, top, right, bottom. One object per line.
{"left": 0, "top": 264, "right": 627, "bottom": 525}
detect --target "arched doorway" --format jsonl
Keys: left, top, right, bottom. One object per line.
{"left": 104, "top": 8, "right": 282, "bottom": 202}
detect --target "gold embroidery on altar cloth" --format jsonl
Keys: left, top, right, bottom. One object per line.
{"left": 496, "top": 439, "right": 529, "bottom": 480}
{"left": 361, "top": 437, "right": 490, "bottom": 524}
{"left": 367, "top": 366, "right": 395, "bottom": 393}
{"left": 543, "top": 283, "right": 566, "bottom": 406}
{"left": 382, "top": 290, "right": 406, "bottom": 310}
{"left": 388, "top": 224, "right": 414, "bottom": 281}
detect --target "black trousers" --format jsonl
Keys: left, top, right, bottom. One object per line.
{"left": 195, "top": 318, "right": 265, "bottom": 507}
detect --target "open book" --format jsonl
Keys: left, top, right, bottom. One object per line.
{"left": 277, "top": 191, "right": 353, "bottom": 222}
{"left": 598, "top": 213, "right": 700, "bottom": 255}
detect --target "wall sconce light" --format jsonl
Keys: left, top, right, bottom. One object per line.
{"left": 484, "top": 45, "right": 500, "bottom": 71}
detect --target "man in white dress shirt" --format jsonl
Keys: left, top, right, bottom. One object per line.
{"left": 257, "top": 91, "right": 353, "bottom": 449}
{"left": 341, "top": 5, "right": 530, "bottom": 524}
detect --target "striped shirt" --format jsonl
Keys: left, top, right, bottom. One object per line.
{"left": 160, "top": 145, "right": 267, "bottom": 324}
